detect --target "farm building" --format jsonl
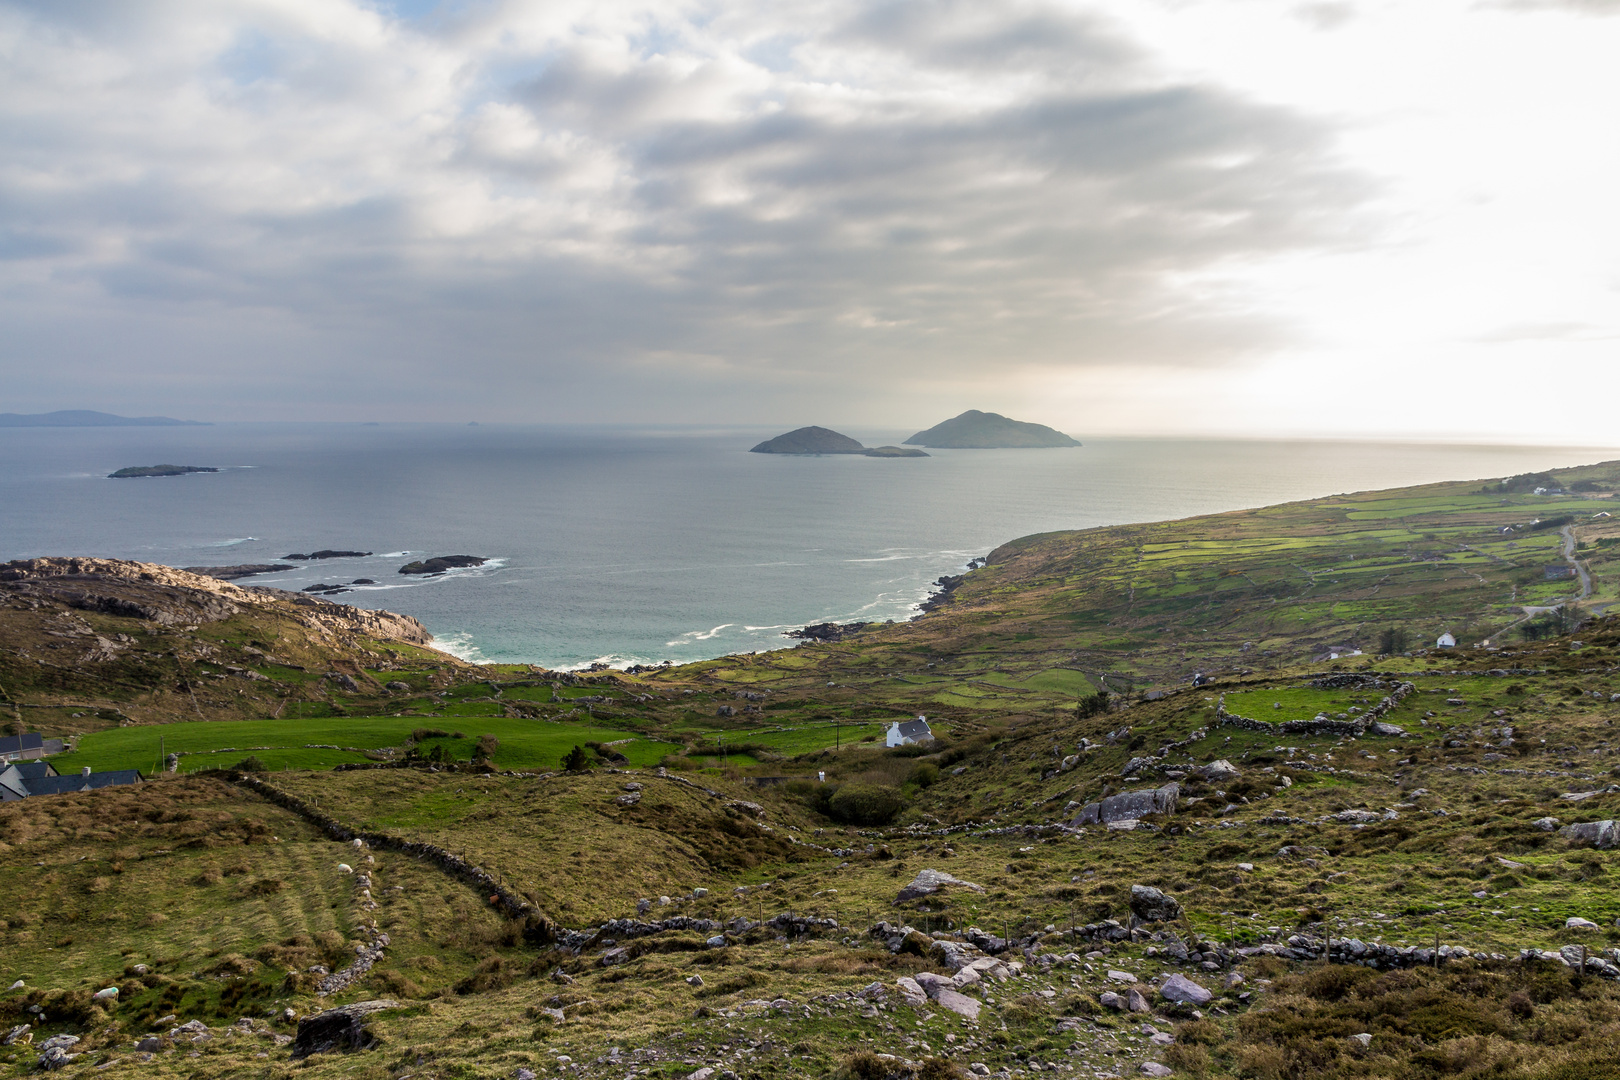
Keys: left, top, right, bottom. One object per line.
{"left": 1544, "top": 565, "right": 1577, "bottom": 581}
{"left": 886, "top": 717, "right": 935, "bottom": 747}
{"left": 1436, "top": 633, "right": 1456, "bottom": 648}
{"left": 0, "top": 762, "right": 141, "bottom": 801}
{"left": 0, "top": 732, "right": 49, "bottom": 762}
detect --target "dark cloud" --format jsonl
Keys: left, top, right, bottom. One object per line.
{"left": 0, "top": 0, "right": 1373, "bottom": 420}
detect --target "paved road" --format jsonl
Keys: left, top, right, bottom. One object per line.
{"left": 1560, "top": 525, "right": 1593, "bottom": 599}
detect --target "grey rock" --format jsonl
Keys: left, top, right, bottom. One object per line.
{"left": 290, "top": 1000, "right": 398, "bottom": 1060}
{"left": 1127, "top": 988, "right": 1152, "bottom": 1013}
{"left": 1158, "top": 973, "right": 1213, "bottom": 1005}
{"left": 1099, "top": 991, "right": 1126, "bottom": 1011}
{"left": 1073, "top": 784, "right": 1179, "bottom": 826}
{"left": 601, "top": 947, "right": 630, "bottom": 965}
{"left": 1533, "top": 817, "right": 1560, "bottom": 831}
{"left": 385, "top": 681, "right": 410, "bottom": 692}
{"left": 1370, "top": 722, "right": 1405, "bottom": 736}
{"left": 1566, "top": 917, "right": 1601, "bottom": 930}
{"left": 1559, "top": 820, "right": 1619, "bottom": 848}
{"left": 1130, "top": 885, "right": 1182, "bottom": 922}
{"left": 1140, "top": 1062, "right": 1173, "bottom": 1077}
{"left": 1198, "top": 759, "right": 1241, "bottom": 782}
{"left": 896, "top": 868, "right": 985, "bottom": 903}
{"left": 1350, "top": 1033, "right": 1372, "bottom": 1048}
{"left": 934, "top": 988, "right": 982, "bottom": 1020}
{"left": 1332, "top": 810, "right": 1382, "bottom": 824}
{"left": 895, "top": 976, "right": 928, "bottom": 1006}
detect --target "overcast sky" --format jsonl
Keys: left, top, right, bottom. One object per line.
{"left": 1, "top": 0, "right": 1616, "bottom": 438}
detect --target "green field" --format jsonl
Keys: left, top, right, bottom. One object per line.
{"left": 51, "top": 716, "right": 682, "bottom": 775}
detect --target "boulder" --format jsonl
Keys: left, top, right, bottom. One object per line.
{"left": 1130, "top": 885, "right": 1182, "bottom": 922}
{"left": 1566, "top": 917, "right": 1601, "bottom": 931}
{"left": 1073, "top": 784, "right": 1179, "bottom": 827}
{"left": 1158, "top": 974, "right": 1213, "bottom": 1005}
{"left": 290, "top": 1000, "right": 398, "bottom": 1059}
{"left": 1140, "top": 1062, "right": 1173, "bottom": 1077}
{"left": 934, "top": 988, "right": 982, "bottom": 1021}
{"left": 1332, "top": 810, "right": 1382, "bottom": 824}
{"left": 895, "top": 977, "right": 928, "bottom": 1006}
{"left": 896, "top": 868, "right": 985, "bottom": 903}
{"left": 1126, "top": 988, "right": 1152, "bottom": 1013}
{"left": 1533, "top": 817, "right": 1560, "bottom": 831}
{"left": 1198, "top": 759, "right": 1241, "bottom": 782}
{"left": 1350, "top": 1033, "right": 1372, "bottom": 1048}
{"left": 1559, "top": 820, "right": 1619, "bottom": 849}
{"left": 289, "top": 1003, "right": 396, "bottom": 1062}
{"left": 1370, "top": 722, "right": 1405, "bottom": 737}
{"left": 912, "top": 973, "right": 954, "bottom": 998}
{"left": 3, "top": 1025, "right": 30, "bottom": 1047}
{"left": 1099, "top": 991, "right": 1126, "bottom": 1011}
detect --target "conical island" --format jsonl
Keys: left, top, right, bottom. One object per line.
{"left": 750, "top": 426, "right": 928, "bottom": 456}
{"left": 904, "top": 409, "right": 1080, "bottom": 448}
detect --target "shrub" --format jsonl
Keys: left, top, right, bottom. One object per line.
{"left": 233, "top": 755, "right": 268, "bottom": 773}
{"left": 411, "top": 728, "right": 450, "bottom": 741}
{"left": 1076, "top": 690, "right": 1111, "bottom": 719}
{"left": 909, "top": 762, "right": 940, "bottom": 788}
{"left": 473, "top": 734, "right": 499, "bottom": 762}
{"left": 828, "top": 783, "right": 903, "bottom": 825}
{"left": 560, "top": 745, "right": 591, "bottom": 773}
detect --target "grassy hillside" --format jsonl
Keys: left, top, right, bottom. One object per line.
{"left": 5, "top": 465, "right": 1620, "bottom": 1078}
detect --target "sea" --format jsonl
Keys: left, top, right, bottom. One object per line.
{"left": 2, "top": 424, "right": 1614, "bottom": 670}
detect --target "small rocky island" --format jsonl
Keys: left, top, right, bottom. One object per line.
{"left": 399, "top": 555, "right": 488, "bottom": 575}
{"left": 182, "top": 563, "right": 295, "bottom": 581}
{"left": 108, "top": 464, "right": 218, "bottom": 478}
{"left": 750, "top": 426, "right": 928, "bottom": 457}
{"left": 284, "top": 550, "right": 373, "bottom": 560}
{"left": 905, "top": 409, "right": 1080, "bottom": 448}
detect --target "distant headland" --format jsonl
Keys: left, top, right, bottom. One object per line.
{"left": 107, "top": 465, "right": 218, "bottom": 478}
{"left": 905, "top": 409, "right": 1079, "bottom": 448}
{"left": 749, "top": 426, "right": 929, "bottom": 457}
{"left": 2, "top": 410, "right": 209, "bottom": 427}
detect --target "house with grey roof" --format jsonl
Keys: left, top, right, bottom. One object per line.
{"left": 886, "top": 716, "right": 935, "bottom": 747}
{"left": 0, "top": 762, "right": 141, "bottom": 800}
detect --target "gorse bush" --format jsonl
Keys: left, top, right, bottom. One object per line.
{"left": 827, "top": 783, "right": 902, "bottom": 826}
{"left": 233, "top": 755, "right": 267, "bottom": 773}
{"left": 560, "top": 745, "right": 591, "bottom": 773}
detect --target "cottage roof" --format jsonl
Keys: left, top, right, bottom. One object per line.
{"left": 895, "top": 719, "right": 933, "bottom": 740}
{"left": 13, "top": 770, "right": 142, "bottom": 797}
{"left": 0, "top": 732, "right": 44, "bottom": 756}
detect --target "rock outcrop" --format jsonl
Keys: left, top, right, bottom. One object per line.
{"left": 1073, "top": 784, "right": 1180, "bottom": 827}
{"left": 290, "top": 1000, "right": 398, "bottom": 1059}
{"left": 398, "top": 556, "right": 487, "bottom": 576}
{"left": 896, "top": 868, "right": 985, "bottom": 903}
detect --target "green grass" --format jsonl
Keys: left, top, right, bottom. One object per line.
{"left": 51, "top": 715, "right": 681, "bottom": 774}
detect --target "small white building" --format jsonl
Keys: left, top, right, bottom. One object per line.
{"left": 886, "top": 716, "right": 934, "bottom": 747}
{"left": 1436, "top": 632, "right": 1456, "bottom": 648}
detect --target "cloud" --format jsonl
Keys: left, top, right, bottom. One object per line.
{"left": 0, "top": 0, "right": 1373, "bottom": 420}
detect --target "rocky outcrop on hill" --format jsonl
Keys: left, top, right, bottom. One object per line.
{"left": 1072, "top": 784, "right": 1180, "bottom": 827}
{"left": 904, "top": 410, "right": 1080, "bottom": 449}
{"left": 290, "top": 1000, "right": 398, "bottom": 1059}
{"left": 0, "top": 557, "right": 433, "bottom": 645}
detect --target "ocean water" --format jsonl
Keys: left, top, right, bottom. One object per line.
{"left": 2, "top": 424, "right": 1614, "bottom": 669}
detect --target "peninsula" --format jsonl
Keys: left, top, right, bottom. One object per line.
{"left": 750, "top": 426, "right": 928, "bottom": 456}
{"left": 107, "top": 464, "right": 218, "bottom": 478}
{"left": 904, "top": 408, "right": 1080, "bottom": 448}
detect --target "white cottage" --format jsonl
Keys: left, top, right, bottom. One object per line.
{"left": 1436, "top": 632, "right": 1456, "bottom": 648}
{"left": 886, "top": 716, "right": 934, "bottom": 747}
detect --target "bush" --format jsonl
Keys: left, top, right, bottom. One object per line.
{"left": 411, "top": 728, "right": 450, "bottom": 742}
{"left": 909, "top": 762, "right": 940, "bottom": 788}
{"left": 233, "top": 755, "right": 268, "bottom": 773}
{"left": 1076, "top": 690, "right": 1111, "bottom": 719}
{"left": 473, "top": 734, "right": 499, "bottom": 762}
{"left": 560, "top": 745, "right": 591, "bottom": 773}
{"left": 828, "top": 783, "right": 903, "bottom": 825}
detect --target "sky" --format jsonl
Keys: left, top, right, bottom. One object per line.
{"left": 0, "top": 0, "right": 1616, "bottom": 438}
